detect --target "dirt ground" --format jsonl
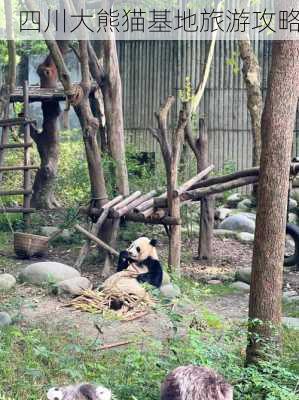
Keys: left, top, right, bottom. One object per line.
{"left": 1, "top": 233, "right": 298, "bottom": 345}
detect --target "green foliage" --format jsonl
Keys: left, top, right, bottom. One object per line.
{"left": 179, "top": 76, "right": 193, "bottom": 103}
{"left": 226, "top": 51, "right": 240, "bottom": 75}
{"left": 0, "top": 324, "right": 297, "bottom": 400}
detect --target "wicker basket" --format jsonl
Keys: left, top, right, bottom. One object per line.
{"left": 14, "top": 232, "right": 49, "bottom": 259}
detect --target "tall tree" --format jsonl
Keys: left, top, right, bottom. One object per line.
{"left": 246, "top": 40, "right": 299, "bottom": 364}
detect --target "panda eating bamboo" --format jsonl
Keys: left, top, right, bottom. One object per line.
{"left": 117, "top": 237, "right": 164, "bottom": 288}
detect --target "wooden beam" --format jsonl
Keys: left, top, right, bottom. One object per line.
{"left": 112, "top": 191, "right": 156, "bottom": 218}
{"left": 125, "top": 213, "right": 180, "bottom": 225}
{"left": 183, "top": 176, "right": 258, "bottom": 201}
{"left": 173, "top": 165, "right": 214, "bottom": 197}
{"left": 0, "top": 165, "right": 38, "bottom": 172}
{"left": 0, "top": 207, "right": 35, "bottom": 213}
{"left": 0, "top": 143, "right": 33, "bottom": 150}
{"left": 111, "top": 191, "right": 142, "bottom": 212}
{"left": 74, "top": 224, "right": 119, "bottom": 257}
{"left": 0, "top": 189, "right": 32, "bottom": 196}
{"left": 0, "top": 117, "right": 36, "bottom": 127}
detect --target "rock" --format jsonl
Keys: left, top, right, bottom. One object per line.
{"left": 235, "top": 267, "right": 252, "bottom": 284}
{"left": 162, "top": 270, "right": 171, "bottom": 285}
{"left": 237, "top": 198, "right": 252, "bottom": 211}
{"left": 0, "top": 312, "right": 12, "bottom": 327}
{"left": 288, "top": 213, "right": 298, "bottom": 224}
{"left": 229, "top": 211, "right": 256, "bottom": 221}
{"left": 236, "top": 232, "right": 255, "bottom": 243}
{"left": 291, "top": 188, "right": 299, "bottom": 203}
{"left": 282, "top": 317, "right": 299, "bottom": 330}
{"left": 56, "top": 277, "right": 92, "bottom": 297}
{"left": 231, "top": 281, "right": 250, "bottom": 292}
{"left": 40, "top": 226, "right": 71, "bottom": 241}
{"left": 207, "top": 279, "right": 222, "bottom": 285}
{"left": 19, "top": 262, "right": 80, "bottom": 286}
{"left": 282, "top": 292, "right": 299, "bottom": 303}
{"left": 213, "top": 229, "right": 238, "bottom": 239}
{"left": 160, "top": 283, "right": 181, "bottom": 299}
{"left": 226, "top": 193, "right": 242, "bottom": 208}
{"left": 288, "top": 198, "right": 298, "bottom": 212}
{"left": 0, "top": 274, "right": 16, "bottom": 291}
{"left": 219, "top": 214, "right": 255, "bottom": 234}
{"left": 215, "top": 208, "right": 231, "bottom": 221}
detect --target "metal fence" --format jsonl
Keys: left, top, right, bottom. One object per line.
{"left": 117, "top": 40, "right": 299, "bottom": 174}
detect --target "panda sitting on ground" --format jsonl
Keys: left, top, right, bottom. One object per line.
{"left": 117, "top": 237, "right": 163, "bottom": 288}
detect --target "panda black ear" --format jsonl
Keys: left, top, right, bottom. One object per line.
{"left": 150, "top": 239, "right": 158, "bottom": 247}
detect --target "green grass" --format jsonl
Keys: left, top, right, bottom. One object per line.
{"left": 283, "top": 300, "right": 299, "bottom": 318}
{"left": 0, "top": 323, "right": 297, "bottom": 400}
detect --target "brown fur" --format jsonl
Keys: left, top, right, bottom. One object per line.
{"left": 161, "top": 365, "right": 233, "bottom": 400}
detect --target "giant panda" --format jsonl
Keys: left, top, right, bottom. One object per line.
{"left": 117, "top": 237, "right": 163, "bottom": 288}
{"left": 47, "top": 383, "right": 112, "bottom": 400}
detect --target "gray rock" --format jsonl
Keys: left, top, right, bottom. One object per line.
{"left": 283, "top": 290, "right": 298, "bottom": 298}
{"left": 231, "top": 281, "right": 250, "bottom": 292}
{"left": 282, "top": 293, "right": 299, "bottom": 304}
{"left": 237, "top": 198, "right": 252, "bottom": 211}
{"left": 19, "top": 262, "right": 80, "bottom": 286}
{"left": 282, "top": 317, "right": 299, "bottom": 330}
{"left": 40, "top": 226, "right": 71, "bottom": 241}
{"left": 288, "top": 213, "right": 298, "bottom": 224}
{"left": 0, "top": 274, "right": 16, "bottom": 291}
{"left": 0, "top": 312, "right": 12, "bottom": 327}
{"left": 207, "top": 279, "right": 222, "bottom": 285}
{"left": 291, "top": 188, "right": 299, "bottom": 203}
{"left": 56, "top": 277, "right": 92, "bottom": 297}
{"left": 229, "top": 211, "right": 256, "bottom": 221}
{"left": 160, "top": 283, "right": 181, "bottom": 299}
{"left": 219, "top": 214, "right": 255, "bottom": 234}
{"left": 215, "top": 208, "right": 231, "bottom": 221}
{"left": 213, "top": 229, "right": 238, "bottom": 239}
{"left": 162, "top": 270, "right": 171, "bottom": 286}
{"left": 288, "top": 198, "right": 298, "bottom": 212}
{"left": 235, "top": 267, "right": 252, "bottom": 284}
{"left": 236, "top": 232, "right": 255, "bottom": 243}
{"left": 226, "top": 193, "right": 242, "bottom": 208}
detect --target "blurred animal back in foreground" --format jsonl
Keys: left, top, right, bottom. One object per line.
{"left": 47, "top": 383, "right": 112, "bottom": 400}
{"left": 161, "top": 365, "right": 233, "bottom": 400}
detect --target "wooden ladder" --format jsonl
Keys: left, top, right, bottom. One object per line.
{"left": 0, "top": 82, "right": 38, "bottom": 226}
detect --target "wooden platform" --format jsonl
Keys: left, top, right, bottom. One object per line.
{"left": 10, "top": 83, "right": 98, "bottom": 103}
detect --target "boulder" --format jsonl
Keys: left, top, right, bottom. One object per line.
{"left": 160, "top": 283, "right": 181, "bottom": 299}
{"left": 219, "top": 214, "right": 255, "bottom": 234}
{"left": 0, "top": 312, "right": 12, "bottom": 327}
{"left": 235, "top": 267, "right": 252, "bottom": 284}
{"left": 207, "top": 279, "right": 222, "bottom": 285}
{"left": 282, "top": 317, "right": 299, "bottom": 330}
{"left": 290, "top": 188, "right": 299, "bottom": 203}
{"left": 288, "top": 198, "right": 298, "bottom": 212}
{"left": 288, "top": 213, "right": 298, "bottom": 225}
{"left": 237, "top": 198, "right": 252, "bottom": 211}
{"left": 226, "top": 193, "right": 242, "bottom": 208}
{"left": 231, "top": 281, "right": 250, "bottom": 292}
{"left": 40, "top": 226, "right": 71, "bottom": 241}
{"left": 236, "top": 232, "right": 255, "bottom": 243}
{"left": 0, "top": 274, "right": 16, "bottom": 291}
{"left": 162, "top": 270, "right": 171, "bottom": 286}
{"left": 215, "top": 208, "right": 231, "bottom": 221}
{"left": 56, "top": 277, "right": 92, "bottom": 297}
{"left": 19, "top": 262, "right": 80, "bottom": 286}
{"left": 213, "top": 229, "right": 238, "bottom": 239}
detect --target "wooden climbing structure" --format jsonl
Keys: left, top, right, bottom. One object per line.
{"left": 0, "top": 82, "right": 38, "bottom": 224}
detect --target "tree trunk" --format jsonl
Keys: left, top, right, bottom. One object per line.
{"left": 31, "top": 42, "right": 68, "bottom": 209}
{"left": 246, "top": 40, "right": 299, "bottom": 365}
{"left": 197, "top": 119, "right": 214, "bottom": 262}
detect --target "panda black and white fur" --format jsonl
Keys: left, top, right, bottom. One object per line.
{"left": 47, "top": 383, "right": 112, "bottom": 400}
{"left": 117, "top": 237, "right": 163, "bottom": 288}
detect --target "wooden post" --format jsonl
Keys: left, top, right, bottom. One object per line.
{"left": 149, "top": 97, "right": 188, "bottom": 274}
{"left": 23, "top": 81, "right": 32, "bottom": 229}
{"left": 197, "top": 119, "right": 215, "bottom": 263}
